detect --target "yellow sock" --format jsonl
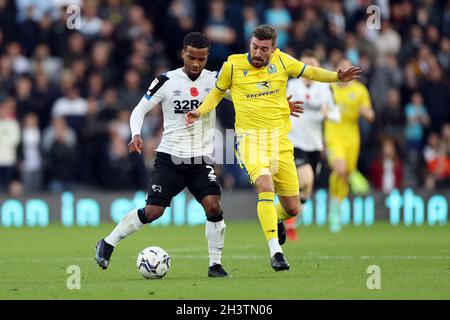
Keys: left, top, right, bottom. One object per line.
{"left": 275, "top": 202, "right": 293, "bottom": 221}
{"left": 329, "top": 171, "right": 349, "bottom": 201}
{"left": 257, "top": 192, "right": 278, "bottom": 241}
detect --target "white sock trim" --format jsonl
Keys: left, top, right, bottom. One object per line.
{"left": 268, "top": 238, "right": 282, "bottom": 258}
{"left": 104, "top": 209, "right": 144, "bottom": 247}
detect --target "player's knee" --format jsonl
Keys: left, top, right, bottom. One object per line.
{"left": 255, "top": 175, "right": 275, "bottom": 193}
{"left": 333, "top": 163, "right": 348, "bottom": 178}
{"left": 285, "top": 204, "right": 300, "bottom": 218}
{"left": 144, "top": 205, "right": 165, "bottom": 223}
{"left": 203, "top": 199, "right": 222, "bottom": 217}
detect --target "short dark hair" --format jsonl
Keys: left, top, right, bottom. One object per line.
{"left": 301, "top": 50, "right": 320, "bottom": 61}
{"left": 252, "top": 25, "right": 277, "bottom": 46}
{"left": 183, "top": 32, "right": 210, "bottom": 50}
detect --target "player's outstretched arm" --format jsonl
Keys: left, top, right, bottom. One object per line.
{"left": 302, "top": 65, "right": 362, "bottom": 83}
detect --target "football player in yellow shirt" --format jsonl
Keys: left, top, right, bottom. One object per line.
{"left": 324, "top": 59, "right": 375, "bottom": 233}
{"left": 186, "top": 25, "right": 361, "bottom": 271}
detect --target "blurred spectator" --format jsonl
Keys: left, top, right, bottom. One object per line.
{"left": 377, "top": 88, "right": 406, "bottom": 147}
{"left": 163, "top": 0, "right": 196, "bottom": 65}
{"left": 370, "top": 53, "right": 403, "bottom": 110}
{"left": 398, "top": 25, "right": 423, "bottom": 67}
{"left": 0, "top": 97, "right": 20, "bottom": 192}
{"left": 19, "top": 113, "right": 43, "bottom": 192}
{"left": 325, "top": 0, "right": 345, "bottom": 36}
{"left": 51, "top": 76, "right": 88, "bottom": 133}
{"left": 31, "top": 43, "right": 63, "bottom": 85}
{"left": 118, "top": 69, "right": 142, "bottom": 110}
{"left": 423, "top": 132, "right": 450, "bottom": 190}
{"left": 14, "top": 74, "right": 34, "bottom": 122}
{"left": 100, "top": 122, "right": 145, "bottom": 189}
{"left": 438, "top": 37, "right": 450, "bottom": 74}
{"left": 99, "top": 0, "right": 127, "bottom": 26}
{"left": 404, "top": 92, "right": 430, "bottom": 158}
{"left": 79, "top": 98, "right": 101, "bottom": 185}
{"left": 243, "top": 6, "right": 259, "bottom": 43}
{"left": 48, "top": 6, "right": 74, "bottom": 57}
{"left": 344, "top": 32, "right": 359, "bottom": 66}
{"left": 32, "top": 71, "right": 58, "bottom": 130}
{"left": 419, "top": 63, "right": 450, "bottom": 133}
{"left": 0, "top": 55, "right": 14, "bottom": 100}
{"left": 7, "top": 42, "right": 31, "bottom": 74}
{"left": 89, "top": 41, "right": 118, "bottom": 86}
{"left": 441, "top": 123, "right": 450, "bottom": 159}
{"left": 374, "top": 20, "right": 401, "bottom": 61}
{"left": 204, "top": 0, "right": 236, "bottom": 70}
{"left": 42, "top": 117, "right": 78, "bottom": 192}
{"left": 64, "top": 33, "right": 88, "bottom": 67}
{"left": 71, "top": 58, "right": 88, "bottom": 93}
{"left": 15, "top": 0, "right": 55, "bottom": 23}
{"left": 86, "top": 72, "right": 105, "bottom": 100}
{"left": 18, "top": 6, "right": 40, "bottom": 56}
{"left": 369, "top": 137, "right": 404, "bottom": 194}
{"left": 0, "top": 0, "right": 16, "bottom": 43}
{"left": 98, "top": 87, "right": 120, "bottom": 120}
{"left": 265, "top": 0, "right": 292, "bottom": 49}
{"left": 80, "top": 0, "right": 104, "bottom": 38}
{"left": 443, "top": 1, "right": 450, "bottom": 37}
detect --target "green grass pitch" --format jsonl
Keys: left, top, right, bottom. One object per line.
{"left": 1, "top": 222, "right": 449, "bottom": 299}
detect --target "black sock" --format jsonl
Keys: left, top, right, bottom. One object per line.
{"left": 206, "top": 211, "right": 224, "bottom": 222}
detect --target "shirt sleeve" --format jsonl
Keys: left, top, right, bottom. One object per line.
{"left": 130, "top": 74, "right": 168, "bottom": 136}
{"left": 280, "top": 51, "right": 308, "bottom": 78}
{"left": 358, "top": 84, "right": 372, "bottom": 109}
{"left": 197, "top": 62, "right": 231, "bottom": 116}
{"left": 280, "top": 51, "right": 338, "bottom": 82}
{"left": 215, "top": 60, "right": 233, "bottom": 91}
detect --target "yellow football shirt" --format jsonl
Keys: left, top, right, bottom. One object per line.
{"left": 324, "top": 81, "right": 372, "bottom": 145}
{"left": 199, "top": 48, "right": 339, "bottom": 134}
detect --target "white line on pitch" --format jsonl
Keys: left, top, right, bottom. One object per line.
{"left": 2, "top": 255, "right": 450, "bottom": 264}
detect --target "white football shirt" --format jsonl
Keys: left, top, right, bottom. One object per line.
{"left": 130, "top": 68, "right": 217, "bottom": 159}
{"left": 287, "top": 79, "right": 340, "bottom": 151}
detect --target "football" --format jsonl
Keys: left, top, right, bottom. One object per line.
{"left": 136, "top": 246, "right": 171, "bottom": 279}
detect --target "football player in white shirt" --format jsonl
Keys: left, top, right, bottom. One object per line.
{"left": 95, "top": 32, "right": 230, "bottom": 277}
{"left": 285, "top": 50, "right": 341, "bottom": 241}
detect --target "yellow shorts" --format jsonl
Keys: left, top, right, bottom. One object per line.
{"left": 326, "top": 141, "right": 360, "bottom": 172}
{"left": 235, "top": 131, "right": 299, "bottom": 196}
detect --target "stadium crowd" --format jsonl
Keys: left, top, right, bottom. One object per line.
{"left": 0, "top": 0, "right": 449, "bottom": 195}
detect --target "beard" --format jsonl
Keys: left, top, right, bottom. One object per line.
{"left": 251, "top": 57, "right": 267, "bottom": 68}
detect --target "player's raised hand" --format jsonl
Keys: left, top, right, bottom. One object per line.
{"left": 287, "top": 94, "right": 304, "bottom": 118}
{"left": 128, "top": 134, "right": 144, "bottom": 154}
{"left": 185, "top": 109, "right": 200, "bottom": 126}
{"left": 337, "top": 66, "right": 362, "bottom": 82}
